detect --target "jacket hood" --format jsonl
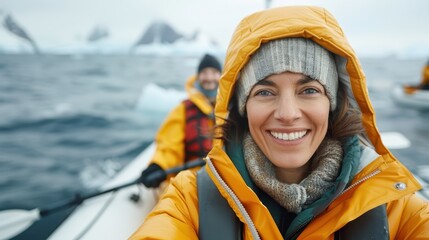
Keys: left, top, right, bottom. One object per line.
{"left": 211, "top": 5, "right": 416, "bottom": 161}
{"left": 213, "top": 6, "right": 381, "bottom": 150}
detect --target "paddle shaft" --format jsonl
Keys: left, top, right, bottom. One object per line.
{"left": 144, "top": 158, "right": 206, "bottom": 183}
{"left": 40, "top": 158, "right": 206, "bottom": 217}
{"left": 39, "top": 180, "right": 138, "bottom": 217}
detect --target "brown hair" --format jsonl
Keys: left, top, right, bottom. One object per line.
{"left": 328, "top": 81, "right": 367, "bottom": 140}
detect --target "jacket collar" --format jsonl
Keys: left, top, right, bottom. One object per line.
{"left": 184, "top": 75, "right": 214, "bottom": 115}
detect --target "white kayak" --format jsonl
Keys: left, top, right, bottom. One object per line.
{"left": 391, "top": 84, "right": 429, "bottom": 110}
{"left": 5, "top": 143, "right": 159, "bottom": 240}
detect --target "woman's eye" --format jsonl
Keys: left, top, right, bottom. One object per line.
{"left": 302, "top": 88, "right": 320, "bottom": 94}
{"left": 255, "top": 89, "right": 274, "bottom": 96}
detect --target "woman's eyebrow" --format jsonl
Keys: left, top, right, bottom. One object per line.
{"left": 297, "top": 75, "right": 316, "bottom": 84}
{"left": 255, "top": 78, "right": 275, "bottom": 86}
{"left": 254, "top": 75, "right": 316, "bottom": 87}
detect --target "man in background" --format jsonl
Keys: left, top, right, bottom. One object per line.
{"left": 140, "top": 54, "right": 222, "bottom": 188}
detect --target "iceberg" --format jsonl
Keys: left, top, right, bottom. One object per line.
{"left": 135, "top": 83, "right": 187, "bottom": 117}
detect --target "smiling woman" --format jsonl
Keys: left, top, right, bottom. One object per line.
{"left": 130, "top": 6, "right": 429, "bottom": 239}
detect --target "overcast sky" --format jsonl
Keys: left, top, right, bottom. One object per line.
{"left": 1, "top": 0, "right": 428, "bottom": 57}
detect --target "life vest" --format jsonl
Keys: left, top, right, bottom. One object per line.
{"left": 197, "top": 168, "right": 389, "bottom": 240}
{"left": 183, "top": 99, "right": 213, "bottom": 161}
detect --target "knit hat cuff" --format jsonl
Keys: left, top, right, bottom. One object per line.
{"left": 198, "top": 54, "right": 222, "bottom": 73}
{"left": 237, "top": 38, "right": 338, "bottom": 115}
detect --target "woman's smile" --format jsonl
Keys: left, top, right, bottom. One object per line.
{"left": 269, "top": 130, "right": 307, "bottom": 141}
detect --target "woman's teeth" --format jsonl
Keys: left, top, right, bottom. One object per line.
{"left": 270, "top": 130, "right": 307, "bottom": 141}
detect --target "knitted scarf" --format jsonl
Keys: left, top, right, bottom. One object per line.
{"left": 243, "top": 133, "right": 343, "bottom": 213}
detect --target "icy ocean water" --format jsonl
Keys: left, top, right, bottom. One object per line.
{"left": 0, "top": 54, "right": 428, "bottom": 210}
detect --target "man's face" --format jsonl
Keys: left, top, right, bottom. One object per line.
{"left": 197, "top": 67, "right": 221, "bottom": 90}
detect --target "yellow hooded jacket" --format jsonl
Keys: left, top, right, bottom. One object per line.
{"left": 131, "top": 6, "right": 429, "bottom": 239}
{"left": 150, "top": 75, "right": 214, "bottom": 171}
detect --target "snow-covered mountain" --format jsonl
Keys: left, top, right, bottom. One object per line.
{"left": 87, "top": 25, "right": 109, "bottom": 43}
{"left": 52, "top": 20, "right": 224, "bottom": 56}
{"left": 131, "top": 21, "right": 223, "bottom": 56}
{"left": 0, "top": 10, "right": 39, "bottom": 54}
{"left": 51, "top": 20, "right": 223, "bottom": 56}
{"left": 0, "top": 14, "right": 223, "bottom": 56}
{"left": 134, "top": 21, "right": 183, "bottom": 45}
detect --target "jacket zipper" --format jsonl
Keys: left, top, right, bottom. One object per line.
{"left": 206, "top": 157, "right": 261, "bottom": 240}
{"left": 340, "top": 169, "right": 381, "bottom": 196}
{"left": 284, "top": 217, "right": 313, "bottom": 240}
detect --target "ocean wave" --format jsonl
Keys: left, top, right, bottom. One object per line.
{"left": 75, "top": 67, "right": 108, "bottom": 77}
{"left": 0, "top": 113, "right": 113, "bottom": 133}
{"left": 79, "top": 158, "right": 123, "bottom": 189}
{"left": 77, "top": 141, "right": 151, "bottom": 189}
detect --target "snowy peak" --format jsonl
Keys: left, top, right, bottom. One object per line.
{"left": 87, "top": 25, "right": 109, "bottom": 43}
{"left": 0, "top": 10, "right": 39, "bottom": 53}
{"left": 131, "top": 20, "right": 222, "bottom": 56}
{"left": 134, "top": 21, "right": 183, "bottom": 45}
{"left": 0, "top": 12, "right": 223, "bottom": 56}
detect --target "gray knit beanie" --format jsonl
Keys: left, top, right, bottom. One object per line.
{"left": 237, "top": 38, "right": 338, "bottom": 115}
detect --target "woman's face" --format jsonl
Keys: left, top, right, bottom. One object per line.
{"left": 246, "top": 72, "right": 330, "bottom": 171}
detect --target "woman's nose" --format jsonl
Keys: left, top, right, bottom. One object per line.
{"left": 273, "top": 94, "right": 302, "bottom": 122}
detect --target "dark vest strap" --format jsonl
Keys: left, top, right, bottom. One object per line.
{"left": 197, "top": 168, "right": 242, "bottom": 240}
{"left": 336, "top": 204, "right": 389, "bottom": 240}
